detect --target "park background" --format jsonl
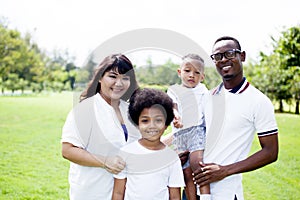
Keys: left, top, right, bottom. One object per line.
{"left": 1, "top": 0, "right": 300, "bottom": 199}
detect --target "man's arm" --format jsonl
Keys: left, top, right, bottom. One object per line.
{"left": 193, "top": 134, "right": 278, "bottom": 186}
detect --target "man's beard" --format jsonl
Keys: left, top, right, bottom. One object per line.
{"left": 223, "top": 74, "right": 234, "bottom": 80}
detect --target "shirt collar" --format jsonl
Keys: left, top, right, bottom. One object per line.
{"left": 213, "top": 77, "right": 250, "bottom": 95}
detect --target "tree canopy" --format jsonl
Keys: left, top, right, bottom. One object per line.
{"left": 0, "top": 19, "right": 298, "bottom": 113}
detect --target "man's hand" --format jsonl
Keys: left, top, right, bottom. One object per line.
{"left": 193, "top": 162, "right": 228, "bottom": 186}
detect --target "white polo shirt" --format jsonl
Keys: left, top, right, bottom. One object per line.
{"left": 203, "top": 78, "right": 278, "bottom": 200}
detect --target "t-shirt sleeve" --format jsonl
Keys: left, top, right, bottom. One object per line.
{"left": 168, "top": 158, "right": 185, "bottom": 187}
{"left": 113, "top": 169, "right": 127, "bottom": 179}
{"left": 255, "top": 95, "right": 278, "bottom": 137}
{"left": 113, "top": 149, "right": 127, "bottom": 179}
{"left": 61, "top": 110, "right": 85, "bottom": 148}
{"left": 167, "top": 87, "right": 178, "bottom": 104}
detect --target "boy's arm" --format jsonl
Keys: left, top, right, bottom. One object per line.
{"left": 169, "top": 187, "right": 181, "bottom": 200}
{"left": 173, "top": 103, "right": 183, "bottom": 128}
{"left": 112, "top": 178, "right": 126, "bottom": 200}
{"left": 161, "top": 133, "right": 174, "bottom": 146}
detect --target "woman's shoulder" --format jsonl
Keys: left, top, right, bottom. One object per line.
{"left": 73, "top": 95, "right": 96, "bottom": 113}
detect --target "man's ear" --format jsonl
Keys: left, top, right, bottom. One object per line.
{"left": 240, "top": 51, "right": 246, "bottom": 62}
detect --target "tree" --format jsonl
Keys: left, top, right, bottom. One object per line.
{"left": 248, "top": 25, "right": 300, "bottom": 114}
{"left": 0, "top": 21, "right": 46, "bottom": 93}
{"left": 273, "top": 25, "right": 300, "bottom": 114}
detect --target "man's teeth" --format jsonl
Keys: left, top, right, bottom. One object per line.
{"left": 223, "top": 66, "right": 231, "bottom": 70}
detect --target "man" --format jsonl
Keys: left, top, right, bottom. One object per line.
{"left": 193, "top": 36, "right": 279, "bottom": 200}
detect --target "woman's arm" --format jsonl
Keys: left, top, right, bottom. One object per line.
{"left": 62, "top": 142, "right": 125, "bottom": 174}
{"left": 62, "top": 142, "right": 104, "bottom": 167}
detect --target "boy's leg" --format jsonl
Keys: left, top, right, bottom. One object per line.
{"left": 190, "top": 150, "right": 211, "bottom": 199}
{"left": 183, "top": 166, "right": 198, "bottom": 200}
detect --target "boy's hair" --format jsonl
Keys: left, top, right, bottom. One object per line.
{"left": 181, "top": 53, "right": 205, "bottom": 72}
{"left": 182, "top": 53, "right": 204, "bottom": 64}
{"left": 128, "top": 88, "right": 174, "bottom": 126}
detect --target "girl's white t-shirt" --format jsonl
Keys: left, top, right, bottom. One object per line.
{"left": 114, "top": 141, "right": 185, "bottom": 200}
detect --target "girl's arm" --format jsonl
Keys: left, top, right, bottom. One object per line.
{"left": 169, "top": 187, "right": 181, "bottom": 200}
{"left": 112, "top": 178, "right": 126, "bottom": 200}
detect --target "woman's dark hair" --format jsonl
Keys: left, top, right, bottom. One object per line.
{"left": 80, "top": 54, "right": 138, "bottom": 102}
{"left": 128, "top": 88, "right": 174, "bottom": 126}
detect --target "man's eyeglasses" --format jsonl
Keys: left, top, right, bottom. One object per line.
{"left": 210, "top": 49, "right": 241, "bottom": 62}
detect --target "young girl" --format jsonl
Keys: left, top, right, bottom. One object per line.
{"left": 112, "top": 88, "right": 185, "bottom": 200}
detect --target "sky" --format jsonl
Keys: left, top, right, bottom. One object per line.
{"left": 0, "top": 0, "right": 299, "bottom": 67}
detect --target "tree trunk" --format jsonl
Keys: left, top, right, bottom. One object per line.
{"left": 279, "top": 99, "right": 284, "bottom": 113}
{"left": 296, "top": 100, "right": 299, "bottom": 115}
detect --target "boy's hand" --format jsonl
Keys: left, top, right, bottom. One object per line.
{"left": 178, "top": 151, "right": 189, "bottom": 166}
{"left": 173, "top": 113, "right": 183, "bottom": 128}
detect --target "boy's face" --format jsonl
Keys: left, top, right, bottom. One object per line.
{"left": 177, "top": 60, "right": 205, "bottom": 88}
{"left": 138, "top": 106, "right": 167, "bottom": 142}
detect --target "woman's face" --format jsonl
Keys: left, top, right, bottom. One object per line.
{"left": 99, "top": 69, "right": 130, "bottom": 103}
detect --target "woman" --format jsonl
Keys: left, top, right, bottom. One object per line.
{"left": 61, "top": 54, "right": 141, "bottom": 200}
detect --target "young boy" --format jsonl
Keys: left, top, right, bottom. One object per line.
{"left": 166, "top": 54, "right": 210, "bottom": 200}
{"left": 112, "top": 88, "right": 185, "bottom": 200}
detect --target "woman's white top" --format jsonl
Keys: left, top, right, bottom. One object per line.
{"left": 61, "top": 93, "right": 140, "bottom": 200}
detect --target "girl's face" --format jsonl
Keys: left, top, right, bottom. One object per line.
{"left": 138, "top": 107, "right": 167, "bottom": 142}
{"left": 99, "top": 69, "right": 130, "bottom": 103}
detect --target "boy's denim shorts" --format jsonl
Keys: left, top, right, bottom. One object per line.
{"left": 173, "top": 125, "right": 206, "bottom": 169}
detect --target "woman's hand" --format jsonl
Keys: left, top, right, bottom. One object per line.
{"left": 104, "top": 156, "right": 126, "bottom": 174}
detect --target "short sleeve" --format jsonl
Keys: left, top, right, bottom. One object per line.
{"left": 61, "top": 97, "right": 94, "bottom": 149}
{"left": 61, "top": 110, "right": 85, "bottom": 148}
{"left": 167, "top": 86, "right": 179, "bottom": 105}
{"left": 254, "top": 95, "right": 278, "bottom": 136}
{"left": 113, "top": 149, "right": 128, "bottom": 179}
{"left": 168, "top": 159, "right": 185, "bottom": 187}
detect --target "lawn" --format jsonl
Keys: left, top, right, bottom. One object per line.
{"left": 0, "top": 92, "right": 299, "bottom": 199}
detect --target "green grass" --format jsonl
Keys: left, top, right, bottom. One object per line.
{"left": 0, "top": 92, "right": 74, "bottom": 200}
{"left": 0, "top": 92, "right": 299, "bottom": 199}
{"left": 243, "top": 113, "right": 300, "bottom": 199}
